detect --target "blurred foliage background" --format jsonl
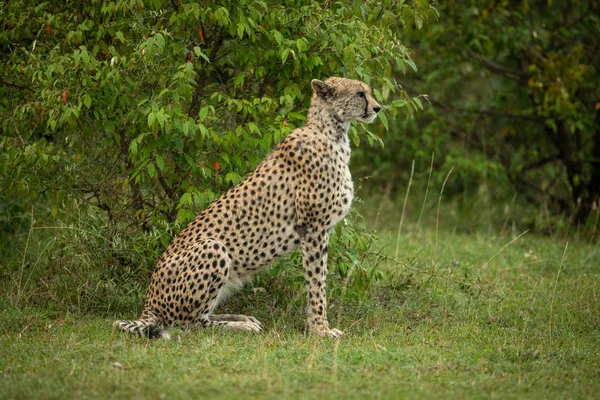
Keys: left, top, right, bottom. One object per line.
{"left": 355, "top": 0, "right": 600, "bottom": 234}
{"left": 1, "top": 0, "right": 598, "bottom": 313}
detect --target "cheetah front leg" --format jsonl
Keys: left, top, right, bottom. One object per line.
{"left": 301, "top": 230, "right": 343, "bottom": 338}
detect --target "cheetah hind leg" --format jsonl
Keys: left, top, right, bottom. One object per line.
{"left": 189, "top": 240, "right": 262, "bottom": 333}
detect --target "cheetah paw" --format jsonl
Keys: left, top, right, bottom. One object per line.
{"left": 230, "top": 320, "right": 263, "bottom": 333}
{"left": 246, "top": 316, "right": 263, "bottom": 327}
{"left": 312, "top": 327, "right": 344, "bottom": 339}
{"left": 324, "top": 328, "right": 344, "bottom": 339}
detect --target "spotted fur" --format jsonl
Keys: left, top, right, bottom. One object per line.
{"left": 113, "top": 77, "right": 381, "bottom": 339}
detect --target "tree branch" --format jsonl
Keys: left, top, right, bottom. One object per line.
{"left": 1, "top": 77, "right": 33, "bottom": 92}
{"left": 468, "top": 51, "right": 529, "bottom": 84}
{"left": 397, "top": 78, "right": 544, "bottom": 122}
{"left": 520, "top": 155, "right": 559, "bottom": 173}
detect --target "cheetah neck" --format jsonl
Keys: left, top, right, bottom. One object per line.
{"left": 306, "top": 97, "right": 350, "bottom": 145}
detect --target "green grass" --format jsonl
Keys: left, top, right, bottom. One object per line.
{"left": 1, "top": 210, "right": 599, "bottom": 399}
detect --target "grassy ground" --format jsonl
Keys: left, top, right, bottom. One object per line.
{"left": 1, "top": 205, "right": 599, "bottom": 399}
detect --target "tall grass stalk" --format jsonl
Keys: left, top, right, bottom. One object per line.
{"left": 412, "top": 153, "right": 434, "bottom": 241}
{"left": 394, "top": 160, "right": 414, "bottom": 261}
{"left": 590, "top": 198, "right": 600, "bottom": 239}
{"left": 434, "top": 168, "right": 453, "bottom": 264}
{"left": 16, "top": 207, "right": 34, "bottom": 305}
{"left": 548, "top": 241, "right": 568, "bottom": 339}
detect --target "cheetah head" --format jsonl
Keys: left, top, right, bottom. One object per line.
{"left": 311, "top": 77, "right": 381, "bottom": 124}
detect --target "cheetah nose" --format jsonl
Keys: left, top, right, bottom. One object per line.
{"left": 373, "top": 106, "right": 381, "bottom": 113}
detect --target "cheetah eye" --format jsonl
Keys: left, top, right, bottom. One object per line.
{"left": 357, "top": 91, "right": 365, "bottom": 98}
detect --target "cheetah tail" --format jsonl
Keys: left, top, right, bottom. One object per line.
{"left": 112, "top": 317, "right": 171, "bottom": 340}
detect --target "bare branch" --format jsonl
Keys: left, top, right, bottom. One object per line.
{"left": 468, "top": 51, "right": 528, "bottom": 83}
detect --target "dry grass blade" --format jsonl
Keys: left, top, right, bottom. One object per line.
{"left": 412, "top": 152, "right": 434, "bottom": 240}
{"left": 548, "top": 241, "right": 568, "bottom": 339}
{"left": 16, "top": 206, "right": 35, "bottom": 305}
{"left": 435, "top": 167, "right": 453, "bottom": 263}
{"left": 395, "top": 159, "right": 414, "bottom": 261}
{"left": 478, "top": 230, "right": 529, "bottom": 272}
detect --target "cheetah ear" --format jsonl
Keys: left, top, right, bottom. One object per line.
{"left": 311, "top": 79, "right": 334, "bottom": 99}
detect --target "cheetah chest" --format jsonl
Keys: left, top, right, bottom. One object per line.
{"left": 310, "top": 145, "right": 354, "bottom": 230}
{"left": 328, "top": 162, "right": 354, "bottom": 229}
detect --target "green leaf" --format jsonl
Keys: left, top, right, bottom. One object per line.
{"left": 225, "top": 172, "right": 242, "bottom": 184}
{"left": 378, "top": 111, "right": 389, "bottom": 131}
{"left": 220, "top": 153, "right": 230, "bottom": 165}
{"left": 179, "top": 192, "right": 192, "bottom": 208}
{"left": 154, "top": 33, "right": 165, "bottom": 51}
{"left": 79, "top": 46, "right": 89, "bottom": 64}
{"left": 148, "top": 112, "right": 156, "bottom": 128}
{"left": 198, "top": 107, "right": 209, "bottom": 122}
{"left": 105, "top": 120, "right": 115, "bottom": 133}
{"left": 193, "top": 46, "right": 210, "bottom": 63}
{"left": 405, "top": 57, "right": 417, "bottom": 72}
{"left": 273, "top": 30, "right": 283, "bottom": 46}
{"left": 234, "top": 72, "right": 246, "bottom": 88}
{"left": 115, "top": 31, "right": 126, "bottom": 43}
{"left": 129, "top": 140, "right": 138, "bottom": 155}
{"left": 214, "top": 7, "right": 230, "bottom": 27}
{"left": 156, "top": 110, "right": 166, "bottom": 128}
{"left": 281, "top": 48, "right": 290, "bottom": 64}
{"left": 350, "top": 126, "right": 360, "bottom": 147}
{"left": 83, "top": 94, "right": 92, "bottom": 109}
{"left": 288, "top": 112, "right": 306, "bottom": 121}
{"left": 174, "top": 136, "right": 184, "bottom": 153}
{"left": 415, "top": 13, "right": 424, "bottom": 29}
{"left": 155, "top": 154, "right": 165, "bottom": 171}
{"left": 412, "top": 97, "right": 423, "bottom": 110}
{"left": 147, "top": 162, "right": 156, "bottom": 178}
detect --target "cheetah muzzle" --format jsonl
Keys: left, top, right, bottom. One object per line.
{"left": 113, "top": 77, "right": 381, "bottom": 339}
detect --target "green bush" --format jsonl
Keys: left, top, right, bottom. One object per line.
{"left": 0, "top": 0, "right": 438, "bottom": 310}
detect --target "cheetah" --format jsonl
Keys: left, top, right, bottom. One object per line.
{"left": 113, "top": 77, "right": 381, "bottom": 339}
